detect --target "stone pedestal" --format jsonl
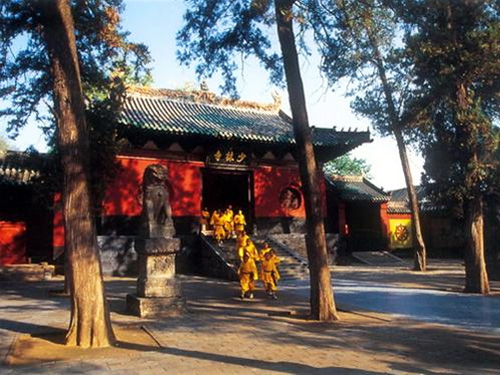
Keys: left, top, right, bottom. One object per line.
{"left": 127, "top": 237, "right": 186, "bottom": 317}
{"left": 141, "top": 220, "right": 176, "bottom": 239}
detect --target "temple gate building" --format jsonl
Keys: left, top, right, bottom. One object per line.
{"left": 98, "top": 87, "right": 371, "bottom": 239}
{"left": 1, "top": 87, "right": 372, "bottom": 270}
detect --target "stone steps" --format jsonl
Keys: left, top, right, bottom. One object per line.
{"left": 256, "top": 236, "right": 309, "bottom": 282}
{"left": 204, "top": 235, "right": 310, "bottom": 282}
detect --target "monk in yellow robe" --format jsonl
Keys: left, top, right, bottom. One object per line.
{"left": 238, "top": 252, "right": 258, "bottom": 299}
{"left": 200, "top": 207, "right": 210, "bottom": 233}
{"left": 236, "top": 231, "right": 249, "bottom": 251}
{"left": 211, "top": 209, "right": 226, "bottom": 244}
{"left": 259, "top": 242, "right": 273, "bottom": 260}
{"left": 233, "top": 210, "right": 246, "bottom": 236}
{"left": 223, "top": 206, "right": 235, "bottom": 239}
{"left": 238, "top": 237, "right": 259, "bottom": 262}
{"left": 260, "top": 249, "right": 280, "bottom": 299}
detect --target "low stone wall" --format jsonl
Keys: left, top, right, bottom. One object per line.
{"left": 255, "top": 218, "right": 306, "bottom": 235}
{"left": 97, "top": 236, "right": 138, "bottom": 277}
{"left": 0, "top": 263, "right": 55, "bottom": 282}
{"left": 267, "top": 233, "right": 340, "bottom": 264}
{"left": 98, "top": 235, "right": 199, "bottom": 277}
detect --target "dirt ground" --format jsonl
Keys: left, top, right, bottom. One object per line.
{"left": 2, "top": 260, "right": 500, "bottom": 374}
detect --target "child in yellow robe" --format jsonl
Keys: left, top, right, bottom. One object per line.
{"left": 259, "top": 242, "right": 273, "bottom": 260}
{"left": 260, "top": 249, "right": 280, "bottom": 299}
{"left": 238, "top": 252, "right": 258, "bottom": 299}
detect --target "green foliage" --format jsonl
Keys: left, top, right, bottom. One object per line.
{"left": 323, "top": 154, "right": 372, "bottom": 177}
{"left": 177, "top": 0, "right": 283, "bottom": 97}
{"left": 304, "top": 0, "right": 411, "bottom": 137}
{"left": 401, "top": 0, "right": 500, "bottom": 213}
{"left": 0, "top": 0, "right": 151, "bottom": 137}
{"left": 0, "top": 0, "right": 151, "bottom": 208}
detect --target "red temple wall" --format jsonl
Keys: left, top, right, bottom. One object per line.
{"left": 102, "top": 156, "right": 203, "bottom": 217}
{"left": 254, "top": 165, "right": 320, "bottom": 218}
{"left": 103, "top": 156, "right": 326, "bottom": 220}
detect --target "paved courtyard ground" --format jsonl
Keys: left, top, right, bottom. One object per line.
{"left": 1, "top": 260, "right": 500, "bottom": 375}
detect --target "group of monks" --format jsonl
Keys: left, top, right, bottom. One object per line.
{"left": 236, "top": 234, "right": 281, "bottom": 300}
{"left": 200, "top": 205, "right": 280, "bottom": 300}
{"left": 200, "top": 205, "right": 247, "bottom": 244}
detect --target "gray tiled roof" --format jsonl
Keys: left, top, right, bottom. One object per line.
{"left": 118, "top": 88, "right": 370, "bottom": 148}
{"left": 326, "top": 175, "right": 390, "bottom": 202}
{"left": 0, "top": 151, "right": 44, "bottom": 186}
{"left": 387, "top": 186, "right": 441, "bottom": 213}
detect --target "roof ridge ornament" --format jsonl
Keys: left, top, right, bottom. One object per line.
{"left": 126, "top": 85, "right": 282, "bottom": 113}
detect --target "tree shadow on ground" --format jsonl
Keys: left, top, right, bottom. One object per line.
{"left": 118, "top": 341, "right": 387, "bottom": 375}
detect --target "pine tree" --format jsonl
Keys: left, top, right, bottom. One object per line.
{"left": 306, "top": 0, "right": 428, "bottom": 270}
{"left": 0, "top": 0, "right": 151, "bottom": 346}
{"left": 402, "top": 0, "right": 500, "bottom": 294}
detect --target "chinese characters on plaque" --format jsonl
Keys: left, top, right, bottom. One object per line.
{"left": 207, "top": 147, "right": 250, "bottom": 166}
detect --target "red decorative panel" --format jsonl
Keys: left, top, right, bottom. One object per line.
{"left": 0, "top": 221, "right": 27, "bottom": 265}
{"left": 254, "top": 166, "right": 305, "bottom": 218}
{"left": 102, "top": 156, "right": 203, "bottom": 217}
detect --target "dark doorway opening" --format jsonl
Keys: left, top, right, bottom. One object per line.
{"left": 346, "top": 202, "right": 387, "bottom": 251}
{"left": 202, "top": 169, "right": 253, "bottom": 230}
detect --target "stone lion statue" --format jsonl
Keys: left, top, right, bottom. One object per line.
{"left": 141, "top": 164, "right": 172, "bottom": 233}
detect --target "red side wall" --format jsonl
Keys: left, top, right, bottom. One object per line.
{"left": 0, "top": 221, "right": 27, "bottom": 265}
{"left": 380, "top": 202, "right": 389, "bottom": 242}
{"left": 102, "top": 156, "right": 203, "bottom": 217}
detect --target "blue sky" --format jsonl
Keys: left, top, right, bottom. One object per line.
{"left": 2, "top": 0, "right": 424, "bottom": 191}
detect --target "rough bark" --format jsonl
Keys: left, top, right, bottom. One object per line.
{"left": 456, "top": 79, "right": 490, "bottom": 294}
{"left": 464, "top": 197, "right": 490, "bottom": 293}
{"left": 367, "top": 31, "right": 427, "bottom": 271}
{"left": 463, "top": 195, "right": 490, "bottom": 294}
{"left": 39, "top": 0, "right": 115, "bottom": 347}
{"left": 484, "top": 201, "right": 500, "bottom": 281}
{"left": 275, "top": 0, "right": 339, "bottom": 321}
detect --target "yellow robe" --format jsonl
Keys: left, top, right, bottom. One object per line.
{"left": 223, "top": 210, "right": 234, "bottom": 238}
{"left": 238, "top": 242, "right": 259, "bottom": 262}
{"left": 260, "top": 256, "right": 280, "bottom": 292}
{"left": 237, "top": 234, "right": 249, "bottom": 250}
{"left": 234, "top": 212, "right": 246, "bottom": 233}
{"left": 238, "top": 258, "right": 258, "bottom": 293}
{"left": 212, "top": 213, "right": 226, "bottom": 241}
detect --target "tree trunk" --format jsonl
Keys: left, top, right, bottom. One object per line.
{"left": 464, "top": 196, "right": 490, "bottom": 294}
{"left": 367, "top": 31, "right": 427, "bottom": 271}
{"left": 275, "top": 0, "right": 339, "bottom": 321}
{"left": 393, "top": 129, "right": 427, "bottom": 271}
{"left": 484, "top": 201, "right": 500, "bottom": 281}
{"left": 39, "top": 0, "right": 115, "bottom": 347}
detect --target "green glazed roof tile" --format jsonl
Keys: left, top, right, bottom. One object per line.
{"left": 326, "top": 175, "right": 390, "bottom": 202}
{"left": 118, "top": 88, "right": 371, "bottom": 148}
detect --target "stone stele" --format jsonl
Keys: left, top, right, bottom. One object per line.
{"left": 126, "top": 238, "right": 185, "bottom": 317}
